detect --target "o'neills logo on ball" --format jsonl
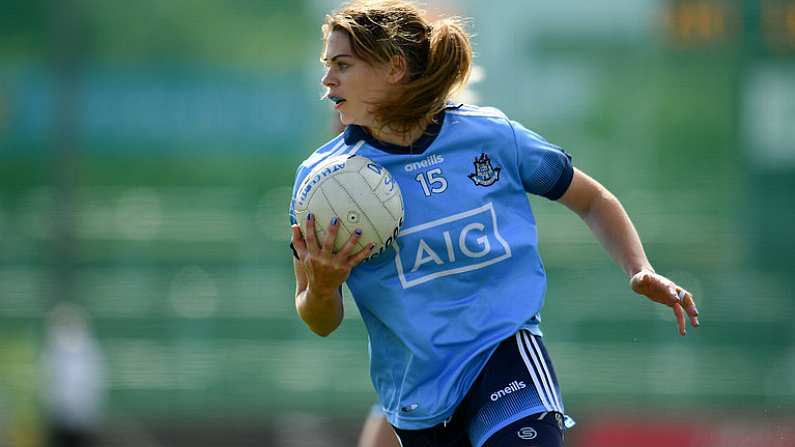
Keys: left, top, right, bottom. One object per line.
{"left": 490, "top": 380, "right": 526, "bottom": 402}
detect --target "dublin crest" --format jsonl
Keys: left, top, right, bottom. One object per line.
{"left": 468, "top": 152, "right": 501, "bottom": 187}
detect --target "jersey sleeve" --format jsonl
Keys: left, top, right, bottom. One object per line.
{"left": 288, "top": 165, "right": 309, "bottom": 259}
{"left": 288, "top": 165, "right": 303, "bottom": 226}
{"left": 510, "top": 120, "right": 574, "bottom": 200}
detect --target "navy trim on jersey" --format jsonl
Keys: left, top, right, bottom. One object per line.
{"left": 542, "top": 156, "right": 573, "bottom": 201}
{"left": 342, "top": 103, "right": 463, "bottom": 155}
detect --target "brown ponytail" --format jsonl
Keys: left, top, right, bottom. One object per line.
{"left": 323, "top": 1, "right": 473, "bottom": 134}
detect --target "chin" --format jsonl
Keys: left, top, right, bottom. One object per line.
{"left": 338, "top": 112, "right": 355, "bottom": 126}
{"left": 339, "top": 109, "right": 372, "bottom": 127}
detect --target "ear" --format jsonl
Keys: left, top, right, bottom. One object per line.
{"left": 386, "top": 54, "right": 408, "bottom": 84}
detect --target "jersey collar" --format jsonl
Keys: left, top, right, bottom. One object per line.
{"left": 343, "top": 103, "right": 463, "bottom": 155}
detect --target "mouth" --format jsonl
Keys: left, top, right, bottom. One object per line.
{"left": 327, "top": 95, "right": 346, "bottom": 109}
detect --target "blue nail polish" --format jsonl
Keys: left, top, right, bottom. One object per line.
{"left": 307, "top": 213, "right": 313, "bottom": 221}
{"left": 331, "top": 217, "right": 338, "bottom": 225}
{"left": 355, "top": 228, "right": 362, "bottom": 235}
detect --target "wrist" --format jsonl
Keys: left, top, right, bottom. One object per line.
{"left": 628, "top": 265, "right": 655, "bottom": 278}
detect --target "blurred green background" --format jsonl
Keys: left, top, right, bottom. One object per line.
{"left": 1, "top": 0, "right": 793, "bottom": 446}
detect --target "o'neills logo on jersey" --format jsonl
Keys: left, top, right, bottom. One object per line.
{"left": 490, "top": 380, "right": 526, "bottom": 402}
{"left": 404, "top": 154, "right": 444, "bottom": 172}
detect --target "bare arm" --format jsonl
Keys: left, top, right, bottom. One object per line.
{"left": 293, "top": 257, "right": 344, "bottom": 337}
{"left": 557, "top": 168, "right": 700, "bottom": 335}
{"left": 557, "top": 168, "right": 650, "bottom": 277}
{"left": 291, "top": 214, "right": 373, "bottom": 336}
{"left": 357, "top": 410, "right": 400, "bottom": 447}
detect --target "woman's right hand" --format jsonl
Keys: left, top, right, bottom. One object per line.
{"left": 291, "top": 213, "right": 374, "bottom": 293}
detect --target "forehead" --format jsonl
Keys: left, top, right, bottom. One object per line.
{"left": 324, "top": 30, "right": 353, "bottom": 57}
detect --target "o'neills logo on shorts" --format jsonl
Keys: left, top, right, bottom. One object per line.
{"left": 490, "top": 380, "right": 526, "bottom": 402}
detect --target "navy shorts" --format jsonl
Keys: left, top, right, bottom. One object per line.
{"left": 392, "top": 330, "right": 569, "bottom": 447}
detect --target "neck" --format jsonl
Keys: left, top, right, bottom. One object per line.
{"left": 367, "top": 117, "right": 432, "bottom": 147}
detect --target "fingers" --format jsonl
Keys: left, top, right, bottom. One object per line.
{"left": 673, "top": 302, "right": 686, "bottom": 336}
{"left": 348, "top": 241, "right": 376, "bottom": 267}
{"left": 631, "top": 271, "right": 701, "bottom": 336}
{"left": 669, "top": 286, "right": 697, "bottom": 336}
{"left": 303, "top": 214, "right": 373, "bottom": 265}
{"left": 334, "top": 227, "right": 375, "bottom": 267}
{"left": 677, "top": 288, "right": 700, "bottom": 328}
{"left": 323, "top": 217, "right": 340, "bottom": 254}
{"left": 666, "top": 285, "right": 680, "bottom": 307}
{"left": 290, "top": 224, "right": 307, "bottom": 258}
{"left": 335, "top": 227, "right": 363, "bottom": 259}
{"left": 304, "top": 213, "right": 319, "bottom": 252}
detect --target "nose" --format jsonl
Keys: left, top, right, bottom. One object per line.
{"left": 321, "top": 67, "right": 337, "bottom": 87}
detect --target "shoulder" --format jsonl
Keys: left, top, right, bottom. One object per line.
{"left": 445, "top": 104, "right": 517, "bottom": 137}
{"left": 297, "top": 133, "right": 347, "bottom": 172}
{"left": 451, "top": 106, "right": 552, "bottom": 145}
{"left": 291, "top": 134, "right": 348, "bottom": 199}
{"left": 444, "top": 104, "right": 520, "bottom": 145}
{"left": 446, "top": 104, "right": 510, "bottom": 121}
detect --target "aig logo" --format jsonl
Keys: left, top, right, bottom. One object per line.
{"left": 394, "top": 203, "right": 512, "bottom": 288}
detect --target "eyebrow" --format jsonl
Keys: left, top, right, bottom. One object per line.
{"left": 322, "top": 54, "right": 353, "bottom": 63}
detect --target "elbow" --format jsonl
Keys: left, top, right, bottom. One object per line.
{"left": 304, "top": 317, "right": 341, "bottom": 337}
{"left": 310, "top": 304, "right": 344, "bottom": 337}
{"left": 295, "top": 287, "right": 343, "bottom": 337}
{"left": 296, "top": 301, "right": 341, "bottom": 337}
{"left": 311, "top": 325, "right": 336, "bottom": 337}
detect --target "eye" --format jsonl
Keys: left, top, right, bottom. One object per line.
{"left": 337, "top": 62, "right": 350, "bottom": 71}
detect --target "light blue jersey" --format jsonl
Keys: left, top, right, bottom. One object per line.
{"left": 289, "top": 104, "right": 573, "bottom": 430}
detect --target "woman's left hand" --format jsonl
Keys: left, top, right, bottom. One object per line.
{"left": 630, "top": 270, "right": 700, "bottom": 336}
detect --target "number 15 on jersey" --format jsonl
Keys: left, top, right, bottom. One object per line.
{"left": 415, "top": 168, "right": 448, "bottom": 197}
